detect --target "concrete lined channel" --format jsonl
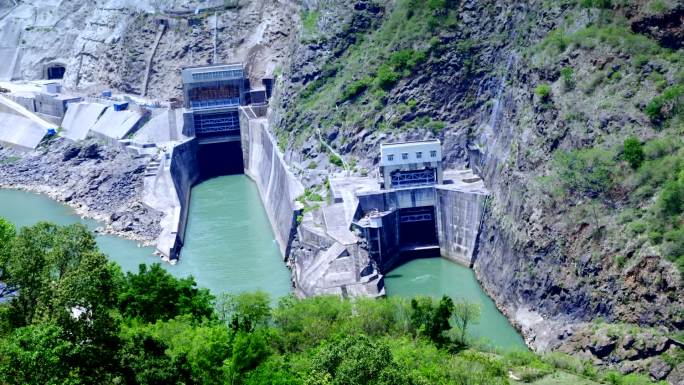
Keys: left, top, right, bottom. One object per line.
{"left": 0, "top": 182, "right": 525, "bottom": 350}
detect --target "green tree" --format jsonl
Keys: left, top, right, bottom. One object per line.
{"left": 118, "top": 263, "right": 214, "bottom": 323}
{"left": 310, "top": 335, "right": 406, "bottom": 385}
{"left": 0, "top": 323, "right": 79, "bottom": 385}
{"left": 244, "top": 356, "right": 304, "bottom": 385}
{"left": 623, "top": 136, "right": 644, "bottom": 169}
{"left": 0, "top": 217, "right": 16, "bottom": 299}
{"left": 409, "top": 296, "right": 458, "bottom": 346}
{"left": 553, "top": 148, "right": 616, "bottom": 198}
{"left": 118, "top": 331, "right": 192, "bottom": 385}
{"left": 452, "top": 301, "right": 481, "bottom": 345}
{"left": 217, "top": 291, "right": 272, "bottom": 332}
{"left": 226, "top": 329, "right": 271, "bottom": 384}
{"left": 141, "top": 315, "right": 231, "bottom": 384}
{"left": 657, "top": 178, "right": 684, "bottom": 217}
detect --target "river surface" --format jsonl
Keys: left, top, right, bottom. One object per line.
{"left": 384, "top": 258, "right": 526, "bottom": 350}
{"left": 0, "top": 175, "right": 524, "bottom": 350}
{"left": 0, "top": 175, "right": 291, "bottom": 300}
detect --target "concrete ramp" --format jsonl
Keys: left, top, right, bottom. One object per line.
{"left": 60, "top": 102, "right": 107, "bottom": 141}
{"left": 133, "top": 109, "right": 180, "bottom": 143}
{"left": 0, "top": 112, "right": 47, "bottom": 150}
{"left": 91, "top": 108, "right": 144, "bottom": 140}
{"left": 0, "top": 47, "right": 20, "bottom": 81}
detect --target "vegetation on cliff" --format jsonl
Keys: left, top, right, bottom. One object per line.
{"left": 0, "top": 219, "right": 666, "bottom": 384}
{"left": 272, "top": 0, "right": 683, "bottom": 380}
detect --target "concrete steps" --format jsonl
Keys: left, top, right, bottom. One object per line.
{"left": 144, "top": 158, "right": 161, "bottom": 177}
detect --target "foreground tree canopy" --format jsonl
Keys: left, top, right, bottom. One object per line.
{"left": 0, "top": 219, "right": 665, "bottom": 384}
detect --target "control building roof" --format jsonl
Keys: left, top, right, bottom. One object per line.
{"left": 379, "top": 139, "right": 441, "bottom": 167}
{"left": 181, "top": 63, "right": 244, "bottom": 84}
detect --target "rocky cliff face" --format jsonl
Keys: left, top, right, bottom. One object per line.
{"left": 1, "top": 0, "right": 297, "bottom": 98}
{"left": 0, "top": 138, "right": 161, "bottom": 242}
{"left": 269, "top": 0, "right": 683, "bottom": 381}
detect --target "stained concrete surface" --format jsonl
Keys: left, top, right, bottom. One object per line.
{"left": 91, "top": 108, "right": 144, "bottom": 140}
{"left": 0, "top": 94, "right": 52, "bottom": 150}
{"left": 0, "top": 111, "right": 46, "bottom": 150}
{"left": 242, "top": 114, "right": 304, "bottom": 256}
{"left": 60, "top": 102, "right": 108, "bottom": 141}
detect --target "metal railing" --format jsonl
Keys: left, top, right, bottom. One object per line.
{"left": 190, "top": 97, "right": 239, "bottom": 110}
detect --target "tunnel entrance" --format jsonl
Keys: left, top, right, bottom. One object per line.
{"left": 376, "top": 205, "right": 440, "bottom": 272}
{"left": 398, "top": 206, "right": 438, "bottom": 247}
{"left": 46, "top": 65, "right": 65, "bottom": 80}
{"left": 196, "top": 141, "right": 244, "bottom": 181}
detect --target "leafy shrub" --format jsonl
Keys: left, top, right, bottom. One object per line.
{"left": 643, "top": 136, "right": 682, "bottom": 160}
{"left": 427, "top": 120, "right": 446, "bottom": 134}
{"left": 553, "top": 147, "right": 616, "bottom": 198}
{"left": 329, "top": 153, "right": 344, "bottom": 167}
{"left": 388, "top": 49, "right": 426, "bottom": 74}
{"left": 623, "top": 137, "right": 644, "bottom": 169}
{"left": 543, "top": 29, "right": 569, "bottom": 53}
{"left": 561, "top": 67, "right": 575, "bottom": 91}
{"left": 627, "top": 220, "right": 647, "bottom": 235}
{"left": 301, "top": 10, "right": 320, "bottom": 37}
{"left": 376, "top": 64, "right": 401, "bottom": 90}
{"left": 662, "top": 227, "right": 684, "bottom": 260}
{"left": 580, "top": 0, "right": 613, "bottom": 9}
{"left": 657, "top": 177, "right": 684, "bottom": 217}
{"left": 340, "top": 77, "right": 372, "bottom": 102}
{"left": 535, "top": 84, "right": 552, "bottom": 102}
{"left": 645, "top": 85, "right": 684, "bottom": 124}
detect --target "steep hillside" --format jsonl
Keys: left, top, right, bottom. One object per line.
{"left": 0, "top": 0, "right": 296, "bottom": 98}
{"left": 271, "top": 0, "right": 683, "bottom": 380}
{"left": 1, "top": 0, "right": 682, "bottom": 381}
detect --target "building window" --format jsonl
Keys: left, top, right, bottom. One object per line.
{"left": 430, "top": 150, "right": 437, "bottom": 158}
{"left": 387, "top": 154, "right": 394, "bottom": 161}
{"left": 416, "top": 151, "right": 422, "bottom": 159}
{"left": 402, "top": 153, "right": 409, "bottom": 160}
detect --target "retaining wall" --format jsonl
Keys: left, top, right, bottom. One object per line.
{"left": 435, "top": 187, "right": 487, "bottom": 266}
{"left": 166, "top": 138, "right": 199, "bottom": 258}
{"left": 240, "top": 110, "right": 304, "bottom": 257}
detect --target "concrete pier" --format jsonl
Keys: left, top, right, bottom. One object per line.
{"left": 291, "top": 166, "right": 488, "bottom": 297}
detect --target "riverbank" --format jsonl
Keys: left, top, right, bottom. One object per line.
{"left": 0, "top": 175, "right": 292, "bottom": 298}
{"left": 0, "top": 138, "right": 162, "bottom": 245}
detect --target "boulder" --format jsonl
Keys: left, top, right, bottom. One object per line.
{"left": 648, "top": 359, "right": 672, "bottom": 381}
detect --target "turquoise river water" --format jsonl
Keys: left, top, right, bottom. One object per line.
{"left": 0, "top": 174, "right": 525, "bottom": 350}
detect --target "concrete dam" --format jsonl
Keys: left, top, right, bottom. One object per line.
{"left": 0, "top": 63, "right": 489, "bottom": 299}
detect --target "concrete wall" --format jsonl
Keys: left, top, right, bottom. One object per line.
{"left": 356, "top": 187, "right": 436, "bottom": 213}
{"left": 167, "top": 138, "right": 199, "bottom": 257}
{"left": 435, "top": 187, "right": 487, "bottom": 266}
{"left": 240, "top": 110, "right": 303, "bottom": 257}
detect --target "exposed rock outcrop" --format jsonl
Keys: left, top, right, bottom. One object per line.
{"left": 0, "top": 138, "right": 162, "bottom": 243}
